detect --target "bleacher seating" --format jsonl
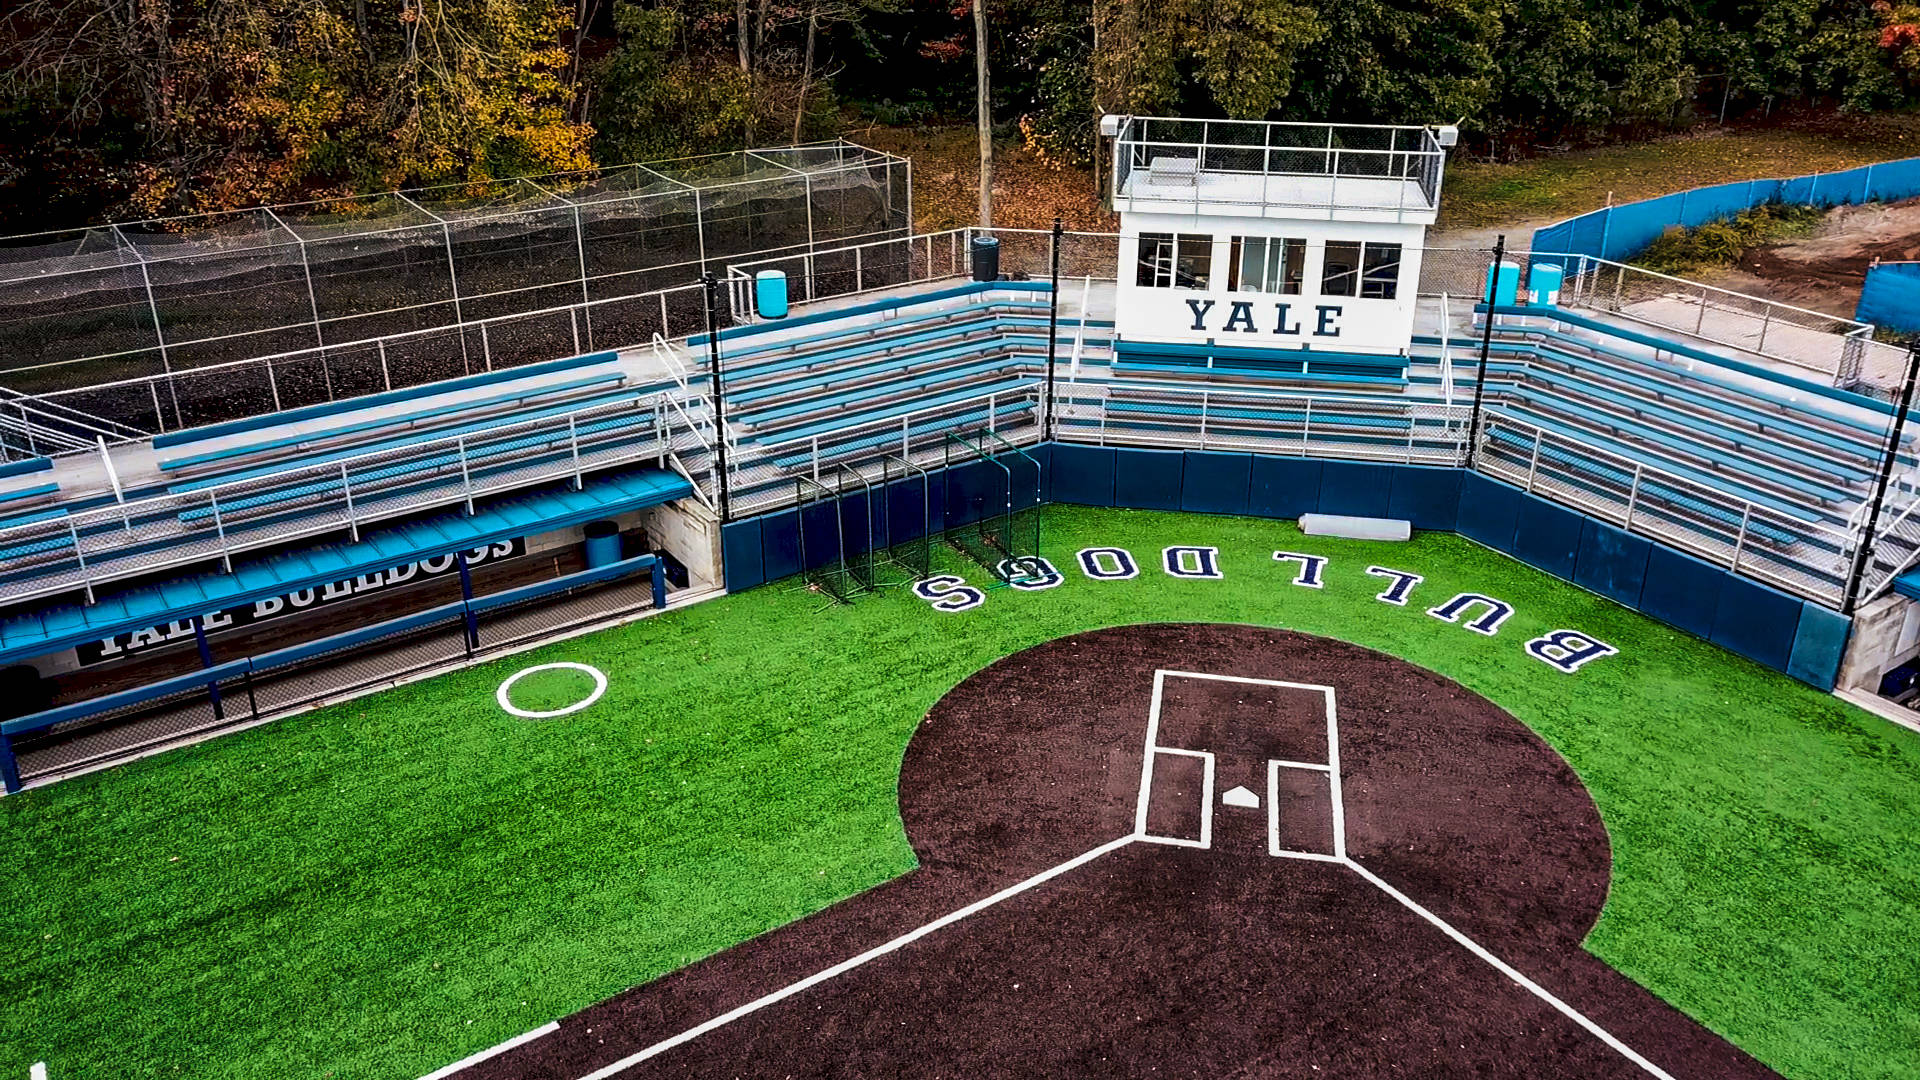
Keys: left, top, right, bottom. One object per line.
{"left": 1111, "top": 340, "right": 1409, "bottom": 389}
{"left": 155, "top": 352, "right": 634, "bottom": 480}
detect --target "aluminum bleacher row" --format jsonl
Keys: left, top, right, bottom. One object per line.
{"left": 0, "top": 349, "right": 716, "bottom": 609}
{"left": 696, "top": 281, "right": 1107, "bottom": 515}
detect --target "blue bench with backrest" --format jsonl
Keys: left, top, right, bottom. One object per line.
{"left": 1112, "top": 340, "right": 1408, "bottom": 387}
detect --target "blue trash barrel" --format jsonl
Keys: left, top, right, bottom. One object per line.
{"left": 1483, "top": 260, "right": 1520, "bottom": 306}
{"left": 970, "top": 236, "right": 1001, "bottom": 282}
{"left": 755, "top": 270, "right": 789, "bottom": 319}
{"left": 583, "top": 520, "right": 622, "bottom": 568}
{"left": 1528, "top": 262, "right": 1564, "bottom": 306}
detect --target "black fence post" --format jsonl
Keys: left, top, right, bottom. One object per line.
{"left": 1044, "top": 216, "right": 1063, "bottom": 441}
{"left": 702, "top": 273, "right": 732, "bottom": 524}
{"left": 192, "top": 615, "right": 224, "bottom": 721}
{"left": 1465, "top": 235, "right": 1506, "bottom": 470}
{"left": 456, "top": 552, "right": 479, "bottom": 653}
{"left": 1845, "top": 347, "right": 1920, "bottom": 614}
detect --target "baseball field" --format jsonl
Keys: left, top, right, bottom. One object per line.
{"left": 3, "top": 505, "right": 1917, "bottom": 1079}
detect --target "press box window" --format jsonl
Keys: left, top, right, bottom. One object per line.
{"left": 1135, "top": 232, "right": 1213, "bottom": 289}
{"left": 1362, "top": 242, "right": 1402, "bottom": 300}
{"left": 1227, "top": 236, "right": 1305, "bottom": 294}
{"left": 1322, "top": 241, "right": 1361, "bottom": 297}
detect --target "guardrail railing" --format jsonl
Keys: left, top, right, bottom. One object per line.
{"left": 0, "top": 389, "right": 689, "bottom": 605}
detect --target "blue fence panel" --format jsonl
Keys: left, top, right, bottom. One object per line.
{"left": 1455, "top": 472, "right": 1521, "bottom": 553}
{"left": 1534, "top": 155, "right": 1920, "bottom": 260}
{"left": 1567, "top": 211, "right": 1610, "bottom": 260}
{"left": 1709, "top": 575, "right": 1804, "bottom": 673}
{"left": 1857, "top": 262, "right": 1920, "bottom": 333}
{"left": 1316, "top": 462, "right": 1394, "bottom": 518}
{"left": 1603, "top": 193, "right": 1685, "bottom": 261}
{"left": 1572, "top": 519, "right": 1651, "bottom": 608}
{"left": 1385, "top": 466, "right": 1462, "bottom": 531}
{"left": 1680, "top": 181, "right": 1757, "bottom": 227}
{"left": 1867, "top": 158, "right": 1920, "bottom": 201}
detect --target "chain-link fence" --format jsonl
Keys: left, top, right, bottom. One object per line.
{"left": 0, "top": 142, "right": 909, "bottom": 407}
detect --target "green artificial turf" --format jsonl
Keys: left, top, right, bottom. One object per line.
{"left": 3, "top": 506, "right": 1917, "bottom": 1079}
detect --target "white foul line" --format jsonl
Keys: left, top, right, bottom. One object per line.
{"left": 1343, "top": 858, "right": 1677, "bottom": 1080}
{"left": 418, "top": 1023, "right": 562, "bottom": 1080}
{"left": 575, "top": 835, "right": 1137, "bottom": 1080}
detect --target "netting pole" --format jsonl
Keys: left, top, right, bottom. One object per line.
{"left": 1465, "top": 235, "right": 1504, "bottom": 470}
{"left": 702, "top": 273, "right": 732, "bottom": 522}
{"left": 1044, "top": 216, "right": 1062, "bottom": 441}
{"left": 1845, "top": 346, "right": 1920, "bottom": 613}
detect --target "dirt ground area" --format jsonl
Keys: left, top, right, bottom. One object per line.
{"left": 460, "top": 624, "right": 1780, "bottom": 1080}
{"left": 1697, "top": 198, "right": 1920, "bottom": 319}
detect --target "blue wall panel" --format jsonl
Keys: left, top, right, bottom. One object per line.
{"left": 1317, "top": 462, "right": 1394, "bottom": 518}
{"left": 1787, "top": 603, "right": 1853, "bottom": 691}
{"left": 1181, "top": 451, "right": 1253, "bottom": 515}
{"left": 1455, "top": 473, "right": 1521, "bottom": 553}
{"left": 1573, "top": 519, "right": 1650, "bottom": 608}
{"left": 1387, "top": 466, "right": 1462, "bottom": 531}
{"left": 944, "top": 459, "right": 1002, "bottom": 527}
{"left": 760, "top": 509, "right": 802, "bottom": 583}
{"left": 1114, "top": 448, "right": 1185, "bottom": 511}
{"left": 839, "top": 491, "right": 875, "bottom": 555}
{"left": 884, "top": 477, "right": 934, "bottom": 544}
{"left": 1639, "top": 544, "right": 1721, "bottom": 639}
{"left": 1248, "top": 456, "right": 1323, "bottom": 519}
{"left": 799, "top": 500, "right": 843, "bottom": 571}
{"left": 720, "top": 518, "right": 765, "bottom": 592}
{"left": 1510, "top": 498, "right": 1585, "bottom": 580}
{"left": 1709, "top": 575, "right": 1802, "bottom": 672}
{"left": 1051, "top": 444, "right": 1117, "bottom": 506}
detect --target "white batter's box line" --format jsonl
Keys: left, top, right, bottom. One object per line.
{"left": 1134, "top": 746, "right": 1215, "bottom": 848}
{"left": 1267, "top": 758, "right": 1350, "bottom": 862}
{"left": 1270, "top": 759, "right": 1332, "bottom": 772}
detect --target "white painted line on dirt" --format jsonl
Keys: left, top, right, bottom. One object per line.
{"left": 1344, "top": 858, "right": 1677, "bottom": 1080}
{"left": 417, "top": 1022, "right": 561, "bottom": 1080}
{"left": 1137, "top": 747, "right": 1214, "bottom": 848}
{"left": 575, "top": 836, "right": 1139, "bottom": 1080}
{"left": 1270, "top": 759, "right": 1332, "bottom": 772}
{"left": 1323, "top": 687, "right": 1346, "bottom": 862}
{"left": 496, "top": 662, "right": 608, "bottom": 719}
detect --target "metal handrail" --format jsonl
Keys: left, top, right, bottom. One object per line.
{"left": 0, "top": 389, "right": 680, "bottom": 550}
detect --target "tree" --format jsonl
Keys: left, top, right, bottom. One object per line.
{"left": 975, "top": 0, "right": 994, "bottom": 227}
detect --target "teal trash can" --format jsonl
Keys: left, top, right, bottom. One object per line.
{"left": 584, "top": 520, "right": 622, "bottom": 569}
{"left": 755, "top": 270, "right": 789, "bottom": 319}
{"left": 1528, "top": 262, "right": 1564, "bottom": 306}
{"left": 1483, "top": 260, "right": 1520, "bottom": 306}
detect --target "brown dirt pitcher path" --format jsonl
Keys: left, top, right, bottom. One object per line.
{"left": 463, "top": 624, "right": 1782, "bottom": 1080}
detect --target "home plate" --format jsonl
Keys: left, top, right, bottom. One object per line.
{"left": 1221, "top": 785, "right": 1260, "bottom": 808}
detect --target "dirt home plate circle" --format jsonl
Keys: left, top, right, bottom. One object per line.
{"left": 475, "top": 625, "right": 1782, "bottom": 1080}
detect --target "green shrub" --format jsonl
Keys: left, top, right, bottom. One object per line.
{"left": 1635, "top": 203, "right": 1827, "bottom": 276}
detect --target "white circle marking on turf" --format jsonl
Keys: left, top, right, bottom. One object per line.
{"left": 496, "top": 662, "right": 608, "bottom": 719}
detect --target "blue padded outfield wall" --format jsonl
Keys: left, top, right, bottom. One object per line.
{"left": 719, "top": 446, "right": 1852, "bottom": 691}
{"left": 1530, "top": 156, "right": 1920, "bottom": 263}
{"left": 1857, "top": 261, "right": 1920, "bottom": 335}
